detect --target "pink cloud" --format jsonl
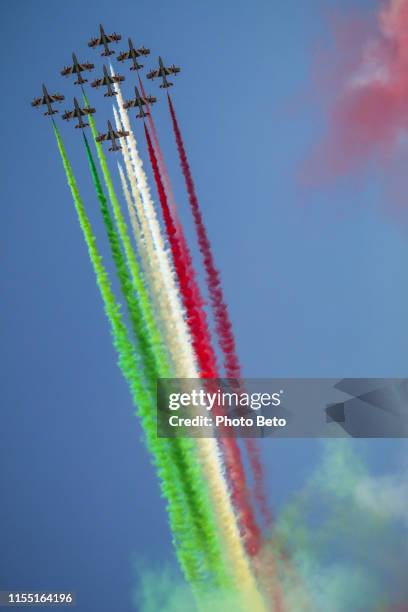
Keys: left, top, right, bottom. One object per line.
{"left": 304, "top": 0, "right": 408, "bottom": 181}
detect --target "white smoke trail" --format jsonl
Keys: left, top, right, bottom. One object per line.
{"left": 117, "top": 163, "right": 143, "bottom": 263}
{"left": 113, "top": 107, "right": 194, "bottom": 375}
{"left": 117, "top": 159, "right": 180, "bottom": 372}
{"left": 111, "top": 68, "right": 197, "bottom": 371}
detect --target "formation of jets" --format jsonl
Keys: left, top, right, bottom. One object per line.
{"left": 31, "top": 24, "right": 181, "bottom": 151}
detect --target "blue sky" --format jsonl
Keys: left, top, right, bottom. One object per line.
{"left": 1, "top": 0, "right": 407, "bottom": 610}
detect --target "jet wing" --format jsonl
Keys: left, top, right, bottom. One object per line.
{"left": 61, "top": 62, "right": 93, "bottom": 76}
{"left": 91, "top": 77, "right": 106, "bottom": 88}
{"left": 77, "top": 61, "right": 94, "bottom": 72}
{"left": 117, "top": 51, "right": 130, "bottom": 62}
{"left": 88, "top": 37, "right": 102, "bottom": 49}
{"left": 63, "top": 107, "right": 95, "bottom": 120}
{"left": 116, "top": 129, "right": 129, "bottom": 138}
{"left": 31, "top": 96, "right": 44, "bottom": 107}
{"left": 49, "top": 93, "right": 65, "bottom": 102}
{"left": 123, "top": 99, "right": 136, "bottom": 109}
{"left": 61, "top": 66, "right": 74, "bottom": 76}
{"left": 146, "top": 69, "right": 159, "bottom": 80}
{"left": 96, "top": 132, "right": 109, "bottom": 142}
{"left": 167, "top": 65, "right": 180, "bottom": 75}
{"left": 62, "top": 110, "right": 76, "bottom": 121}
{"left": 105, "top": 33, "right": 121, "bottom": 43}
{"left": 112, "top": 75, "right": 125, "bottom": 83}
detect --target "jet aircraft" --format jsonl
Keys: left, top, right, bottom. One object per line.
{"left": 146, "top": 57, "right": 180, "bottom": 88}
{"left": 88, "top": 24, "right": 121, "bottom": 56}
{"left": 95, "top": 120, "right": 129, "bottom": 151}
{"left": 91, "top": 65, "right": 124, "bottom": 97}
{"left": 31, "top": 84, "right": 65, "bottom": 115}
{"left": 62, "top": 98, "right": 96, "bottom": 129}
{"left": 123, "top": 86, "right": 156, "bottom": 118}
{"left": 61, "top": 53, "right": 94, "bottom": 85}
{"left": 117, "top": 38, "right": 150, "bottom": 71}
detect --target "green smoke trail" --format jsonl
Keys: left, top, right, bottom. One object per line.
{"left": 83, "top": 132, "right": 154, "bottom": 375}
{"left": 86, "top": 105, "right": 166, "bottom": 391}
{"left": 267, "top": 440, "right": 408, "bottom": 611}
{"left": 53, "top": 121, "right": 214, "bottom": 593}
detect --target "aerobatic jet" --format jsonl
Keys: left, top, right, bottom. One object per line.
{"left": 117, "top": 38, "right": 150, "bottom": 71}
{"left": 62, "top": 98, "right": 96, "bottom": 129}
{"left": 31, "top": 84, "right": 65, "bottom": 115}
{"left": 146, "top": 57, "right": 180, "bottom": 88}
{"left": 91, "top": 65, "right": 124, "bottom": 97}
{"left": 123, "top": 86, "right": 156, "bottom": 118}
{"left": 96, "top": 120, "right": 129, "bottom": 151}
{"left": 88, "top": 24, "right": 121, "bottom": 56}
{"left": 61, "top": 53, "right": 94, "bottom": 85}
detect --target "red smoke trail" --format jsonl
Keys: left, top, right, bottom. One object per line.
{"left": 167, "top": 94, "right": 240, "bottom": 378}
{"left": 138, "top": 75, "right": 191, "bottom": 268}
{"left": 144, "top": 122, "right": 262, "bottom": 557}
{"left": 305, "top": 0, "right": 408, "bottom": 180}
{"left": 167, "top": 93, "right": 273, "bottom": 528}
{"left": 139, "top": 75, "right": 179, "bottom": 222}
{"left": 144, "top": 123, "right": 216, "bottom": 378}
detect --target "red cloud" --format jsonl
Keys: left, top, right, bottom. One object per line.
{"left": 304, "top": 0, "right": 408, "bottom": 181}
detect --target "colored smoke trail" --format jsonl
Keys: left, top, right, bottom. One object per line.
{"left": 84, "top": 79, "right": 266, "bottom": 608}
{"left": 112, "top": 105, "right": 197, "bottom": 378}
{"left": 144, "top": 123, "right": 264, "bottom": 563}
{"left": 112, "top": 102, "right": 265, "bottom": 603}
{"left": 84, "top": 112, "right": 232, "bottom": 590}
{"left": 83, "top": 132, "right": 152, "bottom": 367}
{"left": 166, "top": 95, "right": 273, "bottom": 532}
{"left": 111, "top": 74, "right": 198, "bottom": 375}
{"left": 117, "top": 162, "right": 146, "bottom": 274}
{"left": 127, "top": 81, "right": 270, "bottom": 575}
{"left": 114, "top": 165, "right": 236, "bottom": 587}
{"left": 86, "top": 109, "right": 166, "bottom": 388}
{"left": 167, "top": 94, "right": 241, "bottom": 377}
{"left": 138, "top": 74, "right": 181, "bottom": 226}
{"left": 269, "top": 440, "right": 408, "bottom": 611}
{"left": 144, "top": 123, "right": 217, "bottom": 379}
{"left": 53, "top": 121, "right": 208, "bottom": 590}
